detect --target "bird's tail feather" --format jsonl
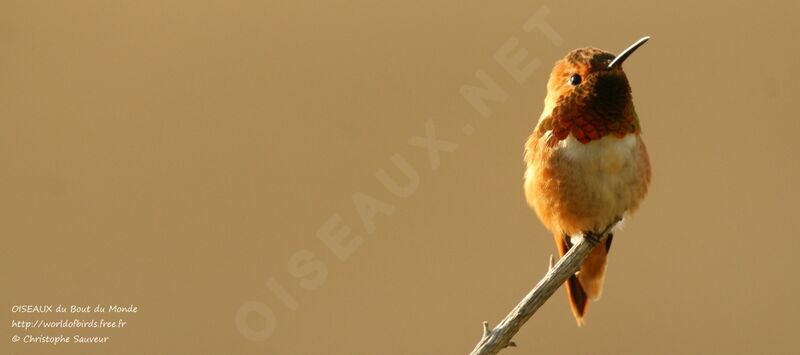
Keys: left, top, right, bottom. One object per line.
{"left": 555, "top": 233, "right": 613, "bottom": 326}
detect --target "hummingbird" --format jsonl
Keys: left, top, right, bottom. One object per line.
{"left": 523, "top": 37, "right": 652, "bottom": 325}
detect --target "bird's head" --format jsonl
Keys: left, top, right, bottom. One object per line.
{"left": 540, "top": 37, "right": 649, "bottom": 145}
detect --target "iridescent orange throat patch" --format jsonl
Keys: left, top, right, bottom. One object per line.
{"left": 543, "top": 75, "right": 639, "bottom": 146}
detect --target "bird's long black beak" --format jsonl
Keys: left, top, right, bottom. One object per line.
{"left": 608, "top": 36, "right": 650, "bottom": 69}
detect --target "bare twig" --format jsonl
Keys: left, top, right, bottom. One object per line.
{"left": 469, "top": 227, "right": 615, "bottom": 355}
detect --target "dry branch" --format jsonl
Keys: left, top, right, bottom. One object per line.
{"left": 469, "top": 228, "right": 614, "bottom": 355}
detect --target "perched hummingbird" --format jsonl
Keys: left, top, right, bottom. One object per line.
{"left": 523, "top": 37, "right": 652, "bottom": 325}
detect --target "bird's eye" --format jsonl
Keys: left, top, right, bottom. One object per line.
{"left": 569, "top": 74, "right": 582, "bottom": 86}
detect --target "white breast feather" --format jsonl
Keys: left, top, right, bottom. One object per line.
{"left": 558, "top": 133, "right": 639, "bottom": 234}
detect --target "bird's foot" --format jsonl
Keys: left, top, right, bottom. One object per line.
{"left": 582, "top": 231, "right": 602, "bottom": 244}
{"left": 582, "top": 217, "right": 622, "bottom": 245}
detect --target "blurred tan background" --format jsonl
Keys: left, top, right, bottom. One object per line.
{"left": 1, "top": 1, "right": 799, "bottom": 354}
